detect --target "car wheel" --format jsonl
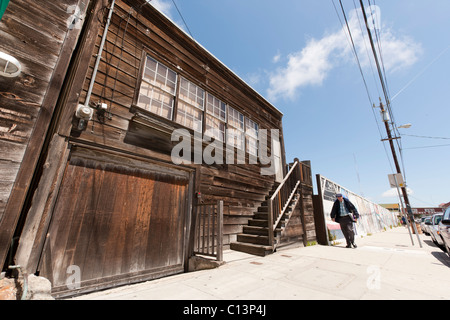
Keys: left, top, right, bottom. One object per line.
{"left": 431, "top": 235, "right": 438, "bottom": 245}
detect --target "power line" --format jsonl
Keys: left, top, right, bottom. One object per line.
{"left": 359, "top": 0, "right": 390, "bottom": 109}
{"left": 403, "top": 144, "right": 450, "bottom": 150}
{"left": 332, "top": 0, "right": 397, "bottom": 176}
{"left": 171, "top": 0, "right": 193, "bottom": 38}
{"left": 391, "top": 44, "right": 450, "bottom": 101}
{"left": 333, "top": 0, "right": 373, "bottom": 105}
{"left": 402, "top": 134, "right": 450, "bottom": 140}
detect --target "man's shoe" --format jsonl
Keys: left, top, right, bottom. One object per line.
{"left": 346, "top": 244, "right": 352, "bottom": 248}
{"left": 352, "top": 242, "right": 357, "bottom": 248}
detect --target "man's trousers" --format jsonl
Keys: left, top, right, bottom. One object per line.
{"left": 339, "top": 215, "right": 355, "bottom": 246}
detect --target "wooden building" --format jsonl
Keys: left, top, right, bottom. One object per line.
{"left": 0, "top": 0, "right": 315, "bottom": 297}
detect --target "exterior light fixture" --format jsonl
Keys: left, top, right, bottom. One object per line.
{"left": 397, "top": 123, "right": 412, "bottom": 129}
{"left": 0, "top": 51, "right": 21, "bottom": 78}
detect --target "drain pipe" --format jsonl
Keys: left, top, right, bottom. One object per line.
{"left": 84, "top": 0, "right": 116, "bottom": 108}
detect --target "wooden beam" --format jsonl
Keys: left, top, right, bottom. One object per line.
{"left": 0, "top": 0, "right": 92, "bottom": 269}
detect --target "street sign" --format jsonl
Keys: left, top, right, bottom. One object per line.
{"left": 388, "top": 173, "right": 405, "bottom": 188}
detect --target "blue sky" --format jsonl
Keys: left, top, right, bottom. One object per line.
{"left": 150, "top": 0, "right": 450, "bottom": 208}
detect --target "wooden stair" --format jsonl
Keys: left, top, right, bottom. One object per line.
{"left": 230, "top": 184, "right": 301, "bottom": 257}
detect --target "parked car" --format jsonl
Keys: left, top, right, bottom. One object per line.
{"left": 428, "top": 213, "right": 444, "bottom": 247}
{"left": 439, "top": 207, "right": 450, "bottom": 257}
{"left": 422, "top": 216, "right": 432, "bottom": 235}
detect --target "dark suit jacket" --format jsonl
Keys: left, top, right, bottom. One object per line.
{"left": 330, "top": 198, "right": 360, "bottom": 223}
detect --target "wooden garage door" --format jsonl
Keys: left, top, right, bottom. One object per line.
{"left": 38, "top": 148, "right": 191, "bottom": 297}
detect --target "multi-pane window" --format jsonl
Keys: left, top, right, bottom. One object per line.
{"left": 205, "top": 114, "right": 225, "bottom": 142}
{"left": 227, "top": 106, "right": 245, "bottom": 150}
{"left": 206, "top": 93, "right": 226, "bottom": 121}
{"left": 205, "top": 93, "right": 226, "bottom": 142}
{"left": 245, "top": 118, "right": 259, "bottom": 156}
{"left": 137, "top": 55, "right": 177, "bottom": 120}
{"left": 136, "top": 56, "right": 262, "bottom": 157}
{"left": 176, "top": 77, "right": 204, "bottom": 132}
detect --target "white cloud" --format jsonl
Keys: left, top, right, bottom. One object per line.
{"left": 148, "top": 0, "right": 174, "bottom": 19}
{"left": 272, "top": 53, "right": 281, "bottom": 63}
{"left": 267, "top": 5, "right": 422, "bottom": 102}
{"left": 382, "top": 187, "right": 413, "bottom": 198}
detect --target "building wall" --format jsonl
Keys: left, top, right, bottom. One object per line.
{"left": 7, "top": 0, "right": 294, "bottom": 296}
{"left": 0, "top": 0, "right": 91, "bottom": 268}
{"left": 56, "top": 0, "right": 286, "bottom": 247}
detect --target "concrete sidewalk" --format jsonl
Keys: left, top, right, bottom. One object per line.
{"left": 71, "top": 227, "right": 450, "bottom": 300}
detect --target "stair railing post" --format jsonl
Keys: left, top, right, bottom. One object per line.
{"left": 268, "top": 198, "right": 274, "bottom": 248}
{"left": 217, "top": 200, "right": 224, "bottom": 262}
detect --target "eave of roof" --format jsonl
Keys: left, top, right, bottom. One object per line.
{"left": 126, "top": 0, "right": 283, "bottom": 117}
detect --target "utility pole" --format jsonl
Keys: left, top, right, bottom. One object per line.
{"left": 358, "top": 0, "right": 422, "bottom": 247}
{"left": 376, "top": 101, "right": 422, "bottom": 247}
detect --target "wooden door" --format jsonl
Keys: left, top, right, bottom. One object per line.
{"left": 38, "top": 147, "right": 192, "bottom": 297}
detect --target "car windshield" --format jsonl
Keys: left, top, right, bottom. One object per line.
{"left": 444, "top": 208, "right": 450, "bottom": 221}
{"left": 434, "top": 215, "right": 443, "bottom": 224}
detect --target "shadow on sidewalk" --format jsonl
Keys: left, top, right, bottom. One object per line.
{"left": 423, "top": 239, "right": 450, "bottom": 268}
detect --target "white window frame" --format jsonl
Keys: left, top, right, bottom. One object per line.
{"left": 227, "top": 106, "right": 245, "bottom": 150}
{"left": 205, "top": 93, "right": 226, "bottom": 142}
{"left": 137, "top": 55, "right": 177, "bottom": 120}
{"left": 245, "top": 118, "right": 259, "bottom": 156}
{"left": 176, "top": 77, "right": 204, "bottom": 132}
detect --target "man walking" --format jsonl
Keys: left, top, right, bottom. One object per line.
{"left": 331, "top": 194, "right": 359, "bottom": 248}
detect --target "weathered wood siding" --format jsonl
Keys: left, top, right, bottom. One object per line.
{"left": 39, "top": 147, "right": 191, "bottom": 297}
{"left": 0, "top": 0, "right": 90, "bottom": 266}
{"left": 55, "top": 0, "right": 285, "bottom": 249}
{"left": 280, "top": 166, "right": 316, "bottom": 247}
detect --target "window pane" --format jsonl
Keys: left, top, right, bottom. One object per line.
{"left": 206, "top": 93, "right": 226, "bottom": 121}
{"left": 176, "top": 100, "right": 203, "bottom": 132}
{"left": 246, "top": 118, "right": 259, "bottom": 138}
{"left": 245, "top": 118, "right": 259, "bottom": 155}
{"left": 179, "top": 78, "right": 204, "bottom": 110}
{"left": 228, "top": 106, "right": 244, "bottom": 131}
{"left": 137, "top": 55, "right": 177, "bottom": 120}
{"left": 137, "top": 84, "right": 174, "bottom": 120}
{"left": 246, "top": 136, "right": 258, "bottom": 156}
{"left": 227, "top": 128, "right": 245, "bottom": 150}
{"left": 142, "top": 55, "right": 177, "bottom": 95}
{"left": 205, "top": 115, "right": 225, "bottom": 142}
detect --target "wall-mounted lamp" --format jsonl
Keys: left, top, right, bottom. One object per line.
{"left": 75, "top": 104, "right": 94, "bottom": 131}
{"left": 0, "top": 51, "right": 21, "bottom": 78}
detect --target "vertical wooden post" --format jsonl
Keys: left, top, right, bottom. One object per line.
{"left": 268, "top": 198, "right": 274, "bottom": 248}
{"left": 217, "top": 200, "right": 224, "bottom": 262}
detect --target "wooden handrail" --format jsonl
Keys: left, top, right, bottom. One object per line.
{"left": 268, "top": 159, "right": 302, "bottom": 248}
{"left": 270, "top": 161, "right": 299, "bottom": 202}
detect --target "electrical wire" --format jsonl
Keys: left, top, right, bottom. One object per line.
{"left": 402, "top": 144, "right": 450, "bottom": 150}
{"left": 402, "top": 134, "right": 450, "bottom": 140}
{"left": 333, "top": 0, "right": 396, "bottom": 176}
{"left": 171, "top": 0, "right": 193, "bottom": 38}
{"left": 392, "top": 44, "right": 450, "bottom": 101}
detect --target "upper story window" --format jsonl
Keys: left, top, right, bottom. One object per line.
{"left": 245, "top": 118, "right": 259, "bottom": 156}
{"left": 206, "top": 93, "right": 226, "bottom": 122}
{"left": 205, "top": 93, "right": 226, "bottom": 142}
{"left": 227, "top": 106, "right": 245, "bottom": 150}
{"left": 137, "top": 55, "right": 177, "bottom": 120}
{"left": 135, "top": 55, "right": 262, "bottom": 158}
{"left": 176, "top": 77, "right": 204, "bottom": 132}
